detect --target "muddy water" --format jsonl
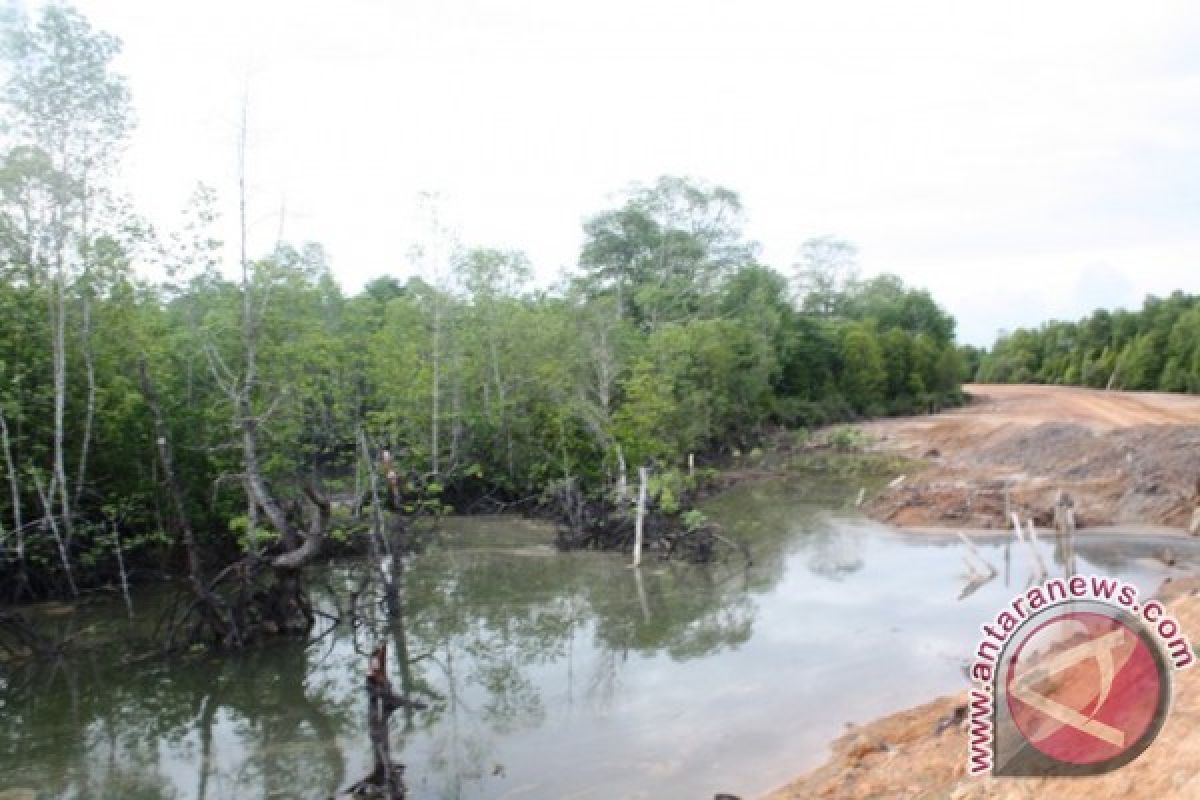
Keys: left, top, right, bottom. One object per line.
{"left": 2, "top": 479, "right": 1198, "bottom": 800}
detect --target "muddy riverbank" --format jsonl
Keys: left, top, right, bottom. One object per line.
{"left": 860, "top": 384, "right": 1200, "bottom": 531}
{"left": 765, "top": 385, "right": 1200, "bottom": 799}
{"left": 765, "top": 577, "right": 1200, "bottom": 800}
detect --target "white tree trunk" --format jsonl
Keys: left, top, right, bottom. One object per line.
{"left": 75, "top": 168, "right": 94, "bottom": 508}
{"left": 633, "top": 466, "right": 648, "bottom": 568}
{"left": 431, "top": 299, "right": 441, "bottom": 476}
{"left": 615, "top": 445, "right": 629, "bottom": 507}
{"left": 111, "top": 518, "right": 132, "bottom": 617}
{"left": 360, "top": 431, "right": 399, "bottom": 616}
{"left": 0, "top": 409, "right": 22, "bottom": 564}
{"left": 33, "top": 469, "right": 76, "bottom": 596}
{"left": 237, "top": 95, "right": 261, "bottom": 555}
{"left": 51, "top": 267, "right": 73, "bottom": 542}
{"left": 75, "top": 298, "right": 96, "bottom": 507}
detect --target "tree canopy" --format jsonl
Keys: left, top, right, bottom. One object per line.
{"left": 0, "top": 3, "right": 964, "bottom": 599}
{"left": 975, "top": 291, "right": 1200, "bottom": 392}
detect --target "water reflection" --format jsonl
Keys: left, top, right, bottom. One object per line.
{"left": 2, "top": 480, "right": 1199, "bottom": 800}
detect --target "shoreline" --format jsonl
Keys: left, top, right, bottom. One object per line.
{"left": 763, "top": 575, "right": 1200, "bottom": 800}
{"left": 763, "top": 384, "right": 1200, "bottom": 799}
{"left": 892, "top": 523, "right": 1194, "bottom": 538}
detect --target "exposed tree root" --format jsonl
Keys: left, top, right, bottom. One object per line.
{"left": 551, "top": 478, "right": 744, "bottom": 564}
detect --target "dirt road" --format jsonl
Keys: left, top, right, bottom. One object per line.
{"left": 862, "top": 384, "right": 1200, "bottom": 451}
{"left": 860, "top": 384, "right": 1200, "bottom": 531}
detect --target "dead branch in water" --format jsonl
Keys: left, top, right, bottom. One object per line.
{"left": 337, "top": 643, "right": 415, "bottom": 799}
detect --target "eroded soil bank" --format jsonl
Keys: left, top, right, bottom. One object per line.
{"left": 765, "top": 385, "right": 1200, "bottom": 799}
{"left": 860, "top": 384, "right": 1200, "bottom": 530}
{"left": 765, "top": 578, "right": 1200, "bottom": 800}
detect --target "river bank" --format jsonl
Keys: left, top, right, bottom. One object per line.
{"left": 765, "top": 576, "right": 1200, "bottom": 800}
{"left": 860, "top": 383, "right": 1200, "bottom": 531}
{"left": 764, "top": 384, "right": 1200, "bottom": 799}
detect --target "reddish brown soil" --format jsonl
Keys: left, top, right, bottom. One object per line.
{"left": 860, "top": 384, "right": 1200, "bottom": 531}
{"left": 765, "top": 579, "right": 1200, "bottom": 800}
{"left": 764, "top": 386, "right": 1200, "bottom": 800}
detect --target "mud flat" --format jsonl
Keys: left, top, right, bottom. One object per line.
{"left": 859, "top": 384, "right": 1200, "bottom": 531}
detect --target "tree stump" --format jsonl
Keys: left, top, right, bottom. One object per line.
{"left": 1053, "top": 490, "right": 1076, "bottom": 534}
{"left": 339, "top": 643, "right": 406, "bottom": 799}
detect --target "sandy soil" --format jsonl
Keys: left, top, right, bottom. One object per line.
{"left": 860, "top": 384, "right": 1200, "bottom": 531}
{"left": 763, "top": 386, "right": 1200, "bottom": 799}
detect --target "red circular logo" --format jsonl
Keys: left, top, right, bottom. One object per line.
{"left": 1005, "top": 611, "right": 1164, "bottom": 766}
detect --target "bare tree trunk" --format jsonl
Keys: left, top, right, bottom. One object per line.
{"left": 615, "top": 445, "right": 629, "bottom": 507}
{"left": 110, "top": 517, "right": 132, "bottom": 618}
{"left": 450, "top": 354, "right": 462, "bottom": 470}
{"left": 364, "top": 643, "right": 406, "bottom": 798}
{"left": 243, "top": 473, "right": 260, "bottom": 555}
{"left": 75, "top": 167, "right": 94, "bottom": 509}
{"left": 431, "top": 298, "right": 441, "bottom": 476}
{"left": 270, "top": 484, "right": 328, "bottom": 570}
{"left": 75, "top": 298, "right": 95, "bottom": 508}
{"left": 50, "top": 267, "right": 73, "bottom": 542}
{"left": 633, "top": 466, "right": 648, "bottom": 568}
{"left": 33, "top": 470, "right": 76, "bottom": 596}
{"left": 237, "top": 93, "right": 261, "bottom": 555}
{"left": 0, "top": 409, "right": 23, "bottom": 566}
{"left": 360, "top": 431, "right": 399, "bottom": 617}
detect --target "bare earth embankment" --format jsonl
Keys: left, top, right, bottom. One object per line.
{"left": 766, "top": 385, "right": 1200, "bottom": 800}
{"left": 862, "top": 384, "right": 1200, "bottom": 531}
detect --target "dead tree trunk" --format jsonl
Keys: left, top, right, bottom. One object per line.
{"left": 0, "top": 408, "right": 24, "bottom": 573}
{"left": 32, "top": 469, "right": 76, "bottom": 596}
{"left": 632, "top": 466, "right": 648, "bottom": 568}
{"left": 431, "top": 296, "right": 441, "bottom": 477}
{"left": 360, "top": 431, "right": 400, "bottom": 617}
{"left": 171, "top": 94, "right": 330, "bottom": 649}
{"left": 75, "top": 298, "right": 95, "bottom": 508}
{"left": 49, "top": 263, "right": 73, "bottom": 545}
{"left": 615, "top": 445, "right": 629, "bottom": 508}
{"left": 109, "top": 516, "right": 132, "bottom": 618}
{"left": 1053, "top": 490, "right": 1076, "bottom": 534}
{"left": 341, "top": 643, "right": 406, "bottom": 799}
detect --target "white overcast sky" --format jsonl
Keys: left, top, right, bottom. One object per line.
{"left": 58, "top": 0, "right": 1200, "bottom": 344}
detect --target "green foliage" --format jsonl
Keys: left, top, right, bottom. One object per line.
{"left": 647, "top": 468, "right": 697, "bottom": 515}
{"left": 825, "top": 425, "right": 871, "bottom": 452}
{"left": 229, "top": 515, "right": 281, "bottom": 551}
{"left": 978, "top": 291, "right": 1200, "bottom": 393}
{"left": 0, "top": 3, "right": 967, "bottom": 597}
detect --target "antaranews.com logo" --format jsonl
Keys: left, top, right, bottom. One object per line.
{"left": 968, "top": 574, "right": 1194, "bottom": 777}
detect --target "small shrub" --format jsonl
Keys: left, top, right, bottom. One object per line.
{"left": 827, "top": 425, "right": 870, "bottom": 452}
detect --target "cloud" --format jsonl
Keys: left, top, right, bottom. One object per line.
{"left": 1073, "top": 263, "right": 1136, "bottom": 314}
{"left": 69, "top": 0, "right": 1200, "bottom": 345}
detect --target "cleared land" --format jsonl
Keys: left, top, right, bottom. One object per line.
{"left": 765, "top": 579, "right": 1200, "bottom": 800}
{"left": 860, "top": 384, "right": 1200, "bottom": 531}
{"left": 766, "top": 385, "right": 1200, "bottom": 799}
